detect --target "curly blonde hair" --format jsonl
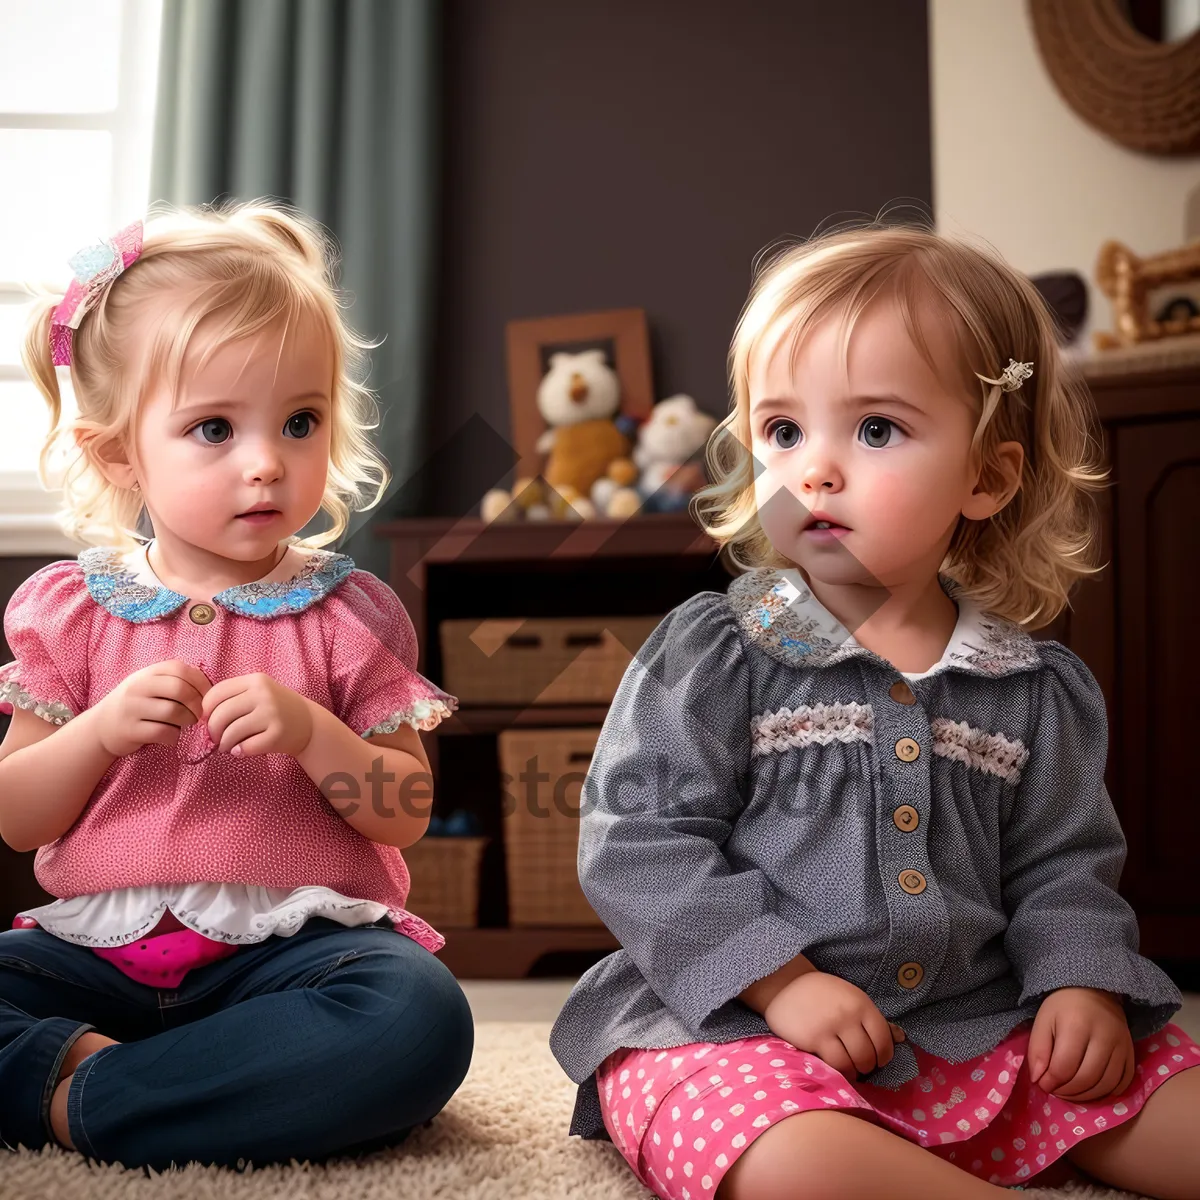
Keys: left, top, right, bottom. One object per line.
{"left": 690, "top": 224, "right": 1109, "bottom": 629}
{"left": 21, "top": 198, "right": 391, "bottom": 554}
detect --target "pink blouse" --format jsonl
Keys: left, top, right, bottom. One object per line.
{"left": 0, "top": 539, "right": 458, "bottom": 976}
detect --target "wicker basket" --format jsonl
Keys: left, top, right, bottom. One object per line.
{"left": 402, "top": 835, "right": 488, "bottom": 928}
{"left": 498, "top": 727, "right": 604, "bottom": 927}
{"left": 440, "top": 615, "right": 662, "bottom": 705}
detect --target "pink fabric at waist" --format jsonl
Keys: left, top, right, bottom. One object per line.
{"left": 13, "top": 912, "right": 240, "bottom": 988}
{"left": 91, "top": 928, "right": 240, "bottom": 987}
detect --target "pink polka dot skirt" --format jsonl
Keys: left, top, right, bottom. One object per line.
{"left": 597, "top": 1020, "right": 1200, "bottom": 1197}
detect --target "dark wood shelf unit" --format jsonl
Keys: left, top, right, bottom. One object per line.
{"left": 376, "top": 513, "right": 721, "bottom": 678}
{"left": 437, "top": 705, "right": 611, "bottom": 735}
{"left": 434, "top": 926, "right": 620, "bottom": 980}
{"left": 378, "top": 512, "right": 729, "bottom": 978}
{"left": 1073, "top": 359, "right": 1200, "bottom": 962}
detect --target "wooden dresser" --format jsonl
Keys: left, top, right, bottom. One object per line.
{"left": 375, "top": 513, "right": 729, "bottom": 976}
{"left": 1063, "top": 347, "right": 1200, "bottom": 968}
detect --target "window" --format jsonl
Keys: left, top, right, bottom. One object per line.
{"left": 0, "top": 0, "right": 162, "bottom": 553}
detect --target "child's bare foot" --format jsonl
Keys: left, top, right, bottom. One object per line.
{"left": 50, "top": 1033, "right": 121, "bottom": 1151}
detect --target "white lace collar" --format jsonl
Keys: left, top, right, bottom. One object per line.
{"left": 725, "top": 567, "right": 1041, "bottom": 680}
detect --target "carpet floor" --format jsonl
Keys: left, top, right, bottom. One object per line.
{"left": 0, "top": 1023, "right": 1167, "bottom": 1199}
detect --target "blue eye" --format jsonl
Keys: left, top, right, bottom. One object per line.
{"left": 766, "top": 419, "right": 801, "bottom": 450}
{"left": 860, "top": 417, "right": 903, "bottom": 448}
{"left": 191, "top": 418, "right": 231, "bottom": 445}
{"left": 284, "top": 412, "right": 318, "bottom": 438}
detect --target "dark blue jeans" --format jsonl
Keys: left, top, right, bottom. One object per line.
{"left": 0, "top": 917, "right": 474, "bottom": 1173}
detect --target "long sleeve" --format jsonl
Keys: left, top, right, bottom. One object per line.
{"left": 577, "top": 590, "right": 812, "bottom": 1032}
{"left": 1000, "top": 641, "right": 1180, "bottom": 1038}
{"left": 0, "top": 560, "right": 91, "bottom": 725}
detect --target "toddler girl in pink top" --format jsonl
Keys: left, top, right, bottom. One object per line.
{"left": 0, "top": 202, "right": 473, "bottom": 1172}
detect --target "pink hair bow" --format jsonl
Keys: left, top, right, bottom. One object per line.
{"left": 49, "top": 220, "right": 144, "bottom": 366}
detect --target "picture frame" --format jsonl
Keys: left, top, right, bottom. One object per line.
{"left": 505, "top": 307, "right": 655, "bottom": 479}
{"left": 1094, "top": 238, "right": 1200, "bottom": 349}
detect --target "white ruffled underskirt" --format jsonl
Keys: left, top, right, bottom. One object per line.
{"left": 16, "top": 882, "right": 391, "bottom": 949}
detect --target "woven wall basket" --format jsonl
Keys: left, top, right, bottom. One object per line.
{"left": 1028, "top": 0, "right": 1200, "bottom": 156}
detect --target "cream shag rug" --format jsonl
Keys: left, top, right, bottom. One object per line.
{"left": 0, "top": 1023, "right": 1159, "bottom": 1199}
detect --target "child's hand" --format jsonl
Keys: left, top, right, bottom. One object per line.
{"left": 762, "top": 970, "right": 906, "bottom": 1080}
{"left": 94, "top": 660, "right": 211, "bottom": 757}
{"left": 1027, "top": 986, "right": 1135, "bottom": 1103}
{"left": 202, "top": 673, "right": 315, "bottom": 758}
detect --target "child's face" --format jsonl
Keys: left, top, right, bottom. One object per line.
{"left": 748, "top": 297, "right": 993, "bottom": 587}
{"left": 131, "top": 314, "right": 334, "bottom": 562}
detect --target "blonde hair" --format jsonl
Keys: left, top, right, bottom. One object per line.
{"left": 21, "top": 198, "right": 391, "bottom": 553}
{"left": 691, "top": 223, "right": 1108, "bottom": 629}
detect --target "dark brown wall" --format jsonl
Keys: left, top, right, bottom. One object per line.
{"left": 428, "top": 0, "right": 932, "bottom": 515}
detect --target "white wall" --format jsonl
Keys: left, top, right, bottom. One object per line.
{"left": 930, "top": 0, "right": 1200, "bottom": 344}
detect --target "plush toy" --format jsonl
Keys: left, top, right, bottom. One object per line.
{"left": 481, "top": 349, "right": 641, "bottom": 522}
{"left": 631, "top": 394, "right": 716, "bottom": 514}
{"left": 480, "top": 476, "right": 548, "bottom": 524}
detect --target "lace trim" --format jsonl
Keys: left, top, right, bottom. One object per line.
{"left": 362, "top": 696, "right": 459, "bottom": 737}
{"left": 212, "top": 551, "right": 355, "bottom": 619}
{"left": 732, "top": 575, "right": 860, "bottom": 669}
{"left": 391, "top": 909, "right": 447, "bottom": 955}
{"left": 750, "top": 702, "right": 874, "bottom": 757}
{"left": 78, "top": 544, "right": 356, "bottom": 623}
{"left": 243, "top": 896, "right": 383, "bottom": 940}
{"left": 0, "top": 677, "right": 74, "bottom": 725}
{"left": 930, "top": 717, "right": 1029, "bottom": 785}
{"left": 78, "top": 546, "right": 189, "bottom": 624}
{"left": 726, "top": 569, "right": 1041, "bottom": 679}
{"left": 18, "top": 897, "right": 391, "bottom": 948}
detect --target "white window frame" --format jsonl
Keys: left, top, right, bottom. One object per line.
{"left": 0, "top": 0, "right": 162, "bottom": 555}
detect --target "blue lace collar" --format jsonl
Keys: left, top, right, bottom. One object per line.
{"left": 78, "top": 543, "right": 356, "bottom": 624}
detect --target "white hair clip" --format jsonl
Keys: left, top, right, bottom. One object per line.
{"left": 977, "top": 359, "right": 1034, "bottom": 393}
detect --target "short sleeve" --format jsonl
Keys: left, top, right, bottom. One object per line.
{"left": 320, "top": 570, "right": 457, "bottom": 737}
{"left": 576, "top": 590, "right": 811, "bottom": 1032}
{"left": 0, "top": 560, "right": 91, "bottom": 725}
{"left": 1000, "top": 641, "right": 1181, "bottom": 1038}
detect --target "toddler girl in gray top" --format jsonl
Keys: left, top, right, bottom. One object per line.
{"left": 549, "top": 225, "right": 1199, "bottom": 1199}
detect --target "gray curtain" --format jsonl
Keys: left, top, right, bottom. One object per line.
{"left": 151, "top": 0, "right": 440, "bottom": 580}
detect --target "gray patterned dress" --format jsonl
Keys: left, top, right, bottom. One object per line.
{"left": 548, "top": 568, "right": 1182, "bottom": 1141}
